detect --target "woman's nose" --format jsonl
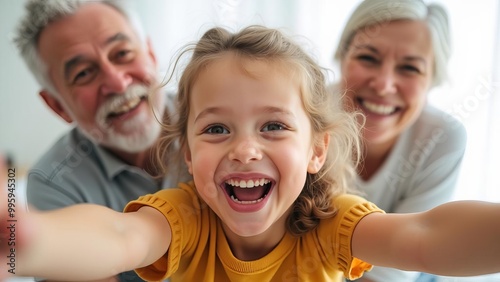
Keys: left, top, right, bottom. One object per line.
{"left": 369, "top": 65, "right": 397, "bottom": 96}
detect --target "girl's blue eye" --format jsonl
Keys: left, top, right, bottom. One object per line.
{"left": 205, "top": 125, "right": 229, "bottom": 134}
{"left": 262, "top": 122, "right": 285, "bottom": 132}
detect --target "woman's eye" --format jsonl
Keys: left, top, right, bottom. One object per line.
{"left": 357, "top": 55, "right": 377, "bottom": 63}
{"left": 400, "top": 65, "right": 422, "bottom": 74}
{"left": 205, "top": 125, "right": 229, "bottom": 134}
{"left": 262, "top": 122, "right": 285, "bottom": 132}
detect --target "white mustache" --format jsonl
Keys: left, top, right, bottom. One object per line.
{"left": 96, "top": 84, "right": 151, "bottom": 129}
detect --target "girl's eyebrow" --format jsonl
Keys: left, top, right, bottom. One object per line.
{"left": 261, "top": 106, "right": 295, "bottom": 117}
{"left": 194, "top": 107, "right": 216, "bottom": 123}
{"left": 194, "top": 106, "right": 295, "bottom": 122}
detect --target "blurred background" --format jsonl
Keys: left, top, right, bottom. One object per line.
{"left": 1, "top": 0, "right": 499, "bottom": 281}
{"left": 2, "top": 0, "right": 499, "bottom": 200}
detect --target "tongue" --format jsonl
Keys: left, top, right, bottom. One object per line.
{"left": 233, "top": 186, "right": 266, "bottom": 201}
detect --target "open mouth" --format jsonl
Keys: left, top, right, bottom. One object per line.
{"left": 224, "top": 178, "right": 273, "bottom": 204}
{"left": 107, "top": 96, "right": 147, "bottom": 120}
{"left": 357, "top": 98, "right": 399, "bottom": 115}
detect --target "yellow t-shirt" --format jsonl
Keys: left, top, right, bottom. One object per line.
{"left": 125, "top": 181, "right": 382, "bottom": 281}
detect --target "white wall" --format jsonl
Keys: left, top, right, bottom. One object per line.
{"left": 1, "top": 1, "right": 500, "bottom": 281}
{"left": 0, "top": 0, "right": 353, "bottom": 169}
{"left": 0, "top": 0, "right": 69, "bottom": 171}
{"left": 1, "top": 0, "right": 499, "bottom": 203}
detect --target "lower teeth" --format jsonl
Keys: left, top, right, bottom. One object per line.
{"left": 230, "top": 194, "right": 265, "bottom": 204}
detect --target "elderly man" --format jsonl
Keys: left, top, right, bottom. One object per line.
{"left": 14, "top": 0, "right": 186, "bottom": 281}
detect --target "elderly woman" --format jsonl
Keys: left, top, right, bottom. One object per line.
{"left": 333, "top": 0, "right": 467, "bottom": 281}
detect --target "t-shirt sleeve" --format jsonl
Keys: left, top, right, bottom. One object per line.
{"left": 333, "top": 194, "right": 384, "bottom": 280}
{"left": 26, "top": 170, "right": 82, "bottom": 210}
{"left": 124, "top": 182, "right": 200, "bottom": 281}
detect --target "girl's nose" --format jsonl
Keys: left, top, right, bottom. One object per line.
{"left": 228, "top": 138, "right": 263, "bottom": 164}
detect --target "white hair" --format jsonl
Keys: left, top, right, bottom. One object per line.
{"left": 334, "top": 0, "right": 450, "bottom": 87}
{"left": 13, "top": 0, "right": 147, "bottom": 95}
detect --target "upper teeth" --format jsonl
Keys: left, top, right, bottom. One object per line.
{"left": 362, "top": 100, "right": 396, "bottom": 115}
{"left": 226, "top": 178, "right": 270, "bottom": 188}
{"left": 113, "top": 96, "right": 142, "bottom": 115}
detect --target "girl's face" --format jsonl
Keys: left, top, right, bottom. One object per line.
{"left": 185, "top": 54, "right": 327, "bottom": 239}
{"left": 340, "top": 20, "right": 434, "bottom": 145}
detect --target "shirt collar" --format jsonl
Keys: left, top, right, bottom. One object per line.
{"left": 75, "top": 128, "right": 137, "bottom": 179}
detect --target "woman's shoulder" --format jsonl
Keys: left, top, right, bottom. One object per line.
{"left": 411, "top": 104, "right": 467, "bottom": 147}
{"left": 419, "top": 105, "right": 466, "bottom": 132}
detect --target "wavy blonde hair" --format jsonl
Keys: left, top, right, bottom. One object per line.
{"left": 156, "top": 25, "right": 362, "bottom": 236}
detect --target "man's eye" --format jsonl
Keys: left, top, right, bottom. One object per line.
{"left": 262, "top": 122, "right": 285, "bottom": 132}
{"left": 114, "top": 49, "right": 135, "bottom": 63}
{"left": 117, "top": 50, "right": 130, "bottom": 57}
{"left": 72, "top": 67, "right": 96, "bottom": 85}
{"left": 205, "top": 125, "right": 229, "bottom": 134}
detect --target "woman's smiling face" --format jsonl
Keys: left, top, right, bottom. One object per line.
{"left": 341, "top": 20, "right": 434, "bottom": 145}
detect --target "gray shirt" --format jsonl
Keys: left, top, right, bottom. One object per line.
{"left": 27, "top": 127, "right": 180, "bottom": 211}
{"left": 27, "top": 101, "right": 185, "bottom": 282}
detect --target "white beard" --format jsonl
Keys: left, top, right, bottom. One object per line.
{"left": 80, "top": 83, "right": 166, "bottom": 153}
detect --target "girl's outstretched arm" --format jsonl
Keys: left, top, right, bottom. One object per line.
{"left": 13, "top": 204, "right": 171, "bottom": 281}
{"left": 352, "top": 200, "right": 500, "bottom": 276}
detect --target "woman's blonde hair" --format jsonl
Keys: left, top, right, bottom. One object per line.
{"left": 156, "top": 25, "right": 362, "bottom": 236}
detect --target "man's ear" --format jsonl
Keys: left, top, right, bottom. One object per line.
{"left": 307, "top": 133, "right": 330, "bottom": 174}
{"left": 39, "top": 90, "right": 73, "bottom": 123}
{"left": 184, "top": 147, "right": 193, "bottom": 175}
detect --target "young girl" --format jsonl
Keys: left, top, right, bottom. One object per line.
{"left": 4, "top": 26, "right": 500, "bottom": 282}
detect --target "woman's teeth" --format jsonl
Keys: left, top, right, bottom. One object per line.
{"left": 362, "top": 100, "right": 396, "bottom": 115}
